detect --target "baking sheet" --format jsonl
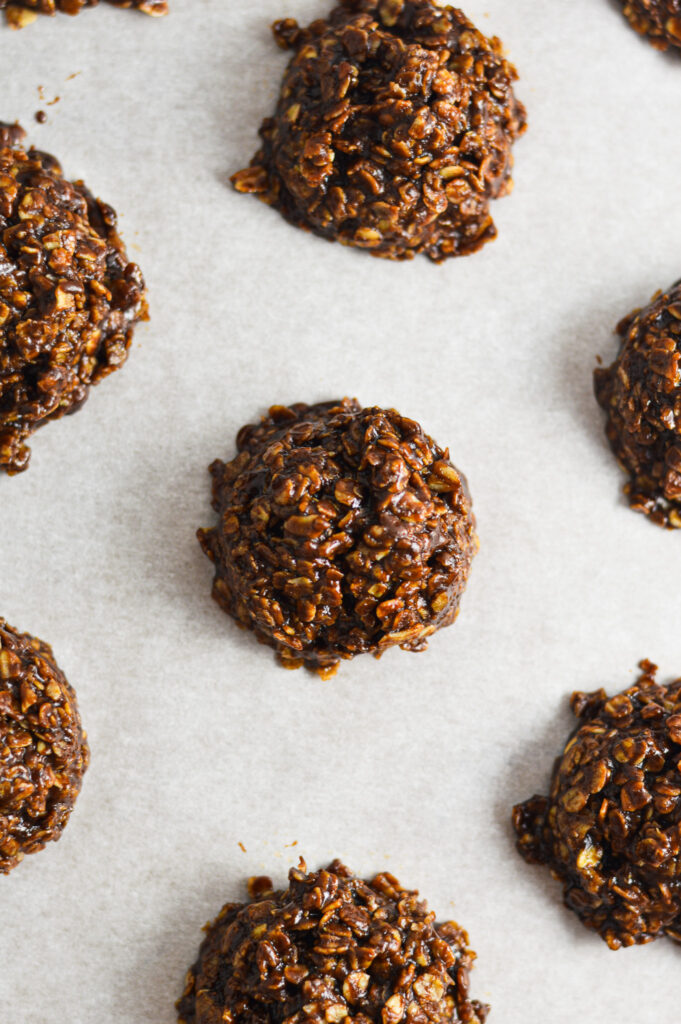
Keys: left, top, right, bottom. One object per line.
{"left": 2, "top": 1, "right": 681, "bottom": 1020}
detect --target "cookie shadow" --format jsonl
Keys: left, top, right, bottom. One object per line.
{"left": 489, "top": 695, "right": 595, "bottom": 944}
{"left": 553, "top": 282, "right": 648, "bottom": 519}
{"left": 121, "top": 863, "right": 245, "bottom": 1024}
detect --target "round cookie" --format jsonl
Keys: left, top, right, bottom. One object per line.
{"left": 198, "top": 398, "right": 478, "bottom": 675}
{"left": 513, "top": 661, "right": 681, "bottom": 948}
{"left": 0, "top": 618, "right": 89, "bottom": 874}
{"left": 0, "top": 123, "right": 148, "bottom": 474}
{"left": 178, "top": 859, "right": 488, "bottom": 1024}
{"left": 594, "top": 280, "right": 681, "bottom": 528}
{"left": 232, "top": 0, "right": 526, "bottom": 261}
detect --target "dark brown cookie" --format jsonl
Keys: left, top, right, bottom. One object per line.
{"left": 0, "top": 618, "right": 89, "bottom": 874}
{"left": 232, "top": 0, "right": 526, "bottom": 261}
{"left": 513, "top": 661, "right": 681, "bottom": 949}
{"left": 619, "top": 1, "right": 681, "bottom": 50}
{"left": 1, "top": 0, "right": 167, "bottom": 27}
{"left": 198, "top": 399, "right": 478, "bottom": 676}
{"left": 178, "top": 859, "right": 488, "bottom": 1024}
{"left": 0, "top": 123, "right": 148, "bottom": 474}
{"left": 594, "top": 280, "right": 681, "bottom": 528}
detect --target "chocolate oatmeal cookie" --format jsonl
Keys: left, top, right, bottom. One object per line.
{"left": 198, "top": 399, "right": 478, "bottom": 676}
{"left": 594, "top": 280, "right": 681, "bottom": 527}
{"left": 232, "top": 0, "right": 526, "bottom": 261}
{"left": 514, "top": 661, "right": 681, "bottom": 948}
{"left": 0, "top": 618, "right": 89, "bottom": 874}
{"left": 0, "top": 123, "right": 148, "bottom": 474}
{"left": 178, "top": 859, "right": 488, "bottom": 1024}
{"left": 1, "top": 0, "right": 167, "bottom": 27}
{"left": 619, "top": 1, "right": 681, "bottom": 50}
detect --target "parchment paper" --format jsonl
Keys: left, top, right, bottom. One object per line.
{"left": 2, "top": 2, "right": 681, "bottom": 1020}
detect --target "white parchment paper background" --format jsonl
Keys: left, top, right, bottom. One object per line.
{"left": 1, "top": 1, "right": 681, "bottom": 1020}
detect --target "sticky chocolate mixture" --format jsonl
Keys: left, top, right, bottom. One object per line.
{"left": 198, "top": 399, "right": 478, "bottom": 676}
{"left": 232, "top": 0, "right": 526, "bottom": 261}
{"left": 0, "top": 123, "right": 148, "bottom": 474}
{"left": 178, "top": 859, "right": 488, "bottom": 1024}
{"left": 0, "top": 618, "right": 89, "bottom": 875}
{"left": 619, "top": 0, "right": 681, "bottom": 50}
{"left": 1, "top": 0, "right": 167, "bottom": 27}
{"left": 513, "top": 661, "right": 681, "bottom": 949}
{"left": 594, "top": 280, "right": 681, "bottom": 528}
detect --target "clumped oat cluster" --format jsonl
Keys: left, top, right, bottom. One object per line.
{"left": 0, "top": 618, "right": 89, "bottom": 875}
{"left": 513, "top": 661, "right": 681, "bottom": 949}
{"left": 198, "top": 398, "right": 477, "bottom": 676}
{"left": 0, "top": 123, "right": 148, "bottom": 474}
{"left": 594, "top": 280, "right": 681, "bottom": 528}
{"left": 619, "top": 0, "right": 681, "bottom": 49}
{"left": 178, "top": 859, "right": 488, "bottom": 1024}
{"left": 0, "top": 0, "right": 166, "bottom": 27}
{"left": 232, "top": 0, "right": 526, "bottom": 261}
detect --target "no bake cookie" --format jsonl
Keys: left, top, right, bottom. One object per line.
{"left": 232, "top": 0, "right": 526, "bottom": 261}
{"left": 0, "top": 123, "right": 148, "bottom": 474}
{"left": 0, "top": 618, "right": 89, "bottom": 874}
{"left": 178, "top": 859, "right": 488, "bottom": 1024}
{"left": 514, "top": 661, "right": 681, "bottom": 948}
{"left": 198, "top": 399, "right": 477, "bottom": 675}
